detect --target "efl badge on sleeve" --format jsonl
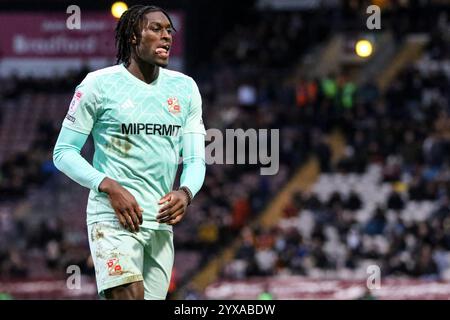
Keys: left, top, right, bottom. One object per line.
{"left": 68, "top": 91, "right": 83, "bottom": 115}
{"left": 167, "top": 97, "right": 181, "bottom": 114}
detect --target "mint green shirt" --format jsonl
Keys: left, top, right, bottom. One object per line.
{"left": 61, "top": 65, "right": 206, "bottom": 230}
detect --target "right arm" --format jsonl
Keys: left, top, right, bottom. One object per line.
{"left": 54, "top": 74, "right": 142, "bottom": 231}
{"left": 53, "top": 126, "right": 143, "bottom": 231}
{"left": 53, "top": 126, "right": 106, "bottom": 192}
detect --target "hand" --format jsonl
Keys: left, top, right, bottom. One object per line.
{"left": 99, "top": 177, "right": 143, "bottom": 232}
{"left": 157, "top": 190, "right": 189, "bottom": 225}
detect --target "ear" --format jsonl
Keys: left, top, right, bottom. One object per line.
{"left": 130, "top": 33, "right": 137, "bottom": 45}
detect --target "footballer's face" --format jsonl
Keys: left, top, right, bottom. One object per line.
{"left": 133, "top": 11, "right": 173, "bottom": 67}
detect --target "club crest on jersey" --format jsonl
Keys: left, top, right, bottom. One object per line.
{"left": 68, "top": 90, "right": 82, "bottom": 115}
{"left": 107, "top": 258, "right": 123, "bottom": 276}
{"left": 167, "top": 97, "right": 181, "bottom": 114}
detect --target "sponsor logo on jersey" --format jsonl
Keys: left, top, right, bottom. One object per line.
{"left": 121, "top": 123, "right": 181, "bottom": 136}
{"left": 107, "top": 258, "right": 123, "bottom": 276}
{"left": 167, "top": 97, "right": 181, "bottom": 114}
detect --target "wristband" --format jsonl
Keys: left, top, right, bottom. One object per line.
{"left": 178, "top": 186, "right": 193, "bottom": 205}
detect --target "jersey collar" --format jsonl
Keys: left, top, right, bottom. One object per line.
{"left": 120, "top": 63, "right": 163, "bottom": 90}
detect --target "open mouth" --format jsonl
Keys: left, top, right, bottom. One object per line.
{"left": 155, "top": 44, "right": 170, "bottom": 59}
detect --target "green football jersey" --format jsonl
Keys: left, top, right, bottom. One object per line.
{"left": 62, "top": 64, "right": 206, "bottom": 231}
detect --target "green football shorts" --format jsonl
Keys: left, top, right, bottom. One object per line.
{"left": 87, "top": 221, "right": 174, "bottom": 300}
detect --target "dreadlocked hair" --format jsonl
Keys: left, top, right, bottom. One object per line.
{"left": 115, "top": 5, "right": 176, "bottom": 67}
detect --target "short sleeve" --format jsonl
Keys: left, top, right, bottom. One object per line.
{"left": 62, "top": 73, "right": 101, "bottom": 134}
{"left": 184, "top": 78, "right": 206, "bottom": 135}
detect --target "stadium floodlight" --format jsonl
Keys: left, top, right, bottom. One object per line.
{"left": 355, "top": 39, "right": 373, "bottom": 58}
{"left": 111, "top": 2, "right": 128, "bottom": 19}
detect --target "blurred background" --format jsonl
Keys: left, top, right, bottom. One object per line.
{"left": 0, "top": 0, "right": 449, "bottom": 300}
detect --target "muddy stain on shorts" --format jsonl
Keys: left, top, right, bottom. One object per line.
{"left": 90, "top": 224, "right": 105, "bottom": 243}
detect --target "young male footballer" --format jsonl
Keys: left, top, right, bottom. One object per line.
{"left": 53, "top": 5, "right": 206, "bottom": 300}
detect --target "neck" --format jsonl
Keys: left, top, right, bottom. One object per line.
{"left": 127, "top": 58, "right": 159, "bottom": 84}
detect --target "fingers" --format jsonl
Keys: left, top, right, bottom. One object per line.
{"left": 115, "top": 209, "right": 128, "bottom": 230}
{"left": 123, "top": 209, "right": 137, "bottom": 232}
{"left": 158, "top": 199, "right": 178, "bottom": 216}
{"left": 107, "top": 183, "right": 144, "bottom": 232}
{"left": 158, "top": 206, "right": 185, "bottom": 224}
{"left": 115, "top": 208, "right": 134, "bottom": 232}
{"left": 157, "top": 193, "right": 178, "bottom": 217}
{"left": 158, "top": 194, "right": 172, "bottom": 205}
{"left": 112, "top": 191, "right": 188, "bottom": 227}
{"left": 157, "top": 201, "right": 184, "bottom": 223}
{"left": 128, "top": 208, "right": 141, "bottom": 232}
{"left": 133, "top": 204, "right": 144, "bottom": 225}
{"left": 166, "top": 210, "right": 184, "bottom": 225}
{"left": 139, "top": 207, "right": 144, "bottom": 224}
{"left": 115, "top": 207, "right": 141, "bottom": 232}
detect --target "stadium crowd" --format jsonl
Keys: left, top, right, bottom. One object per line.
{"left": 220, "top": 24, "right": 450, "bottom": 282}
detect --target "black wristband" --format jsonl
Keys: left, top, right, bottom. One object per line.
{"left": 178, "top": 186, "right": 193, "bottom": 205}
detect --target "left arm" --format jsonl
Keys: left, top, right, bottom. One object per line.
{"left": 157, "top": 133, "right": 206, "bottom": 225}
{"left": 157, "top": 78, "right": 206, "bottom": 225}
{"left": 179, "top": 132, "right": 206, "bottom": 199}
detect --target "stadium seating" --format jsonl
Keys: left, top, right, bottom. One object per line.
{"left": 209, "top": 19, "right": 450, "bottom": 299}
